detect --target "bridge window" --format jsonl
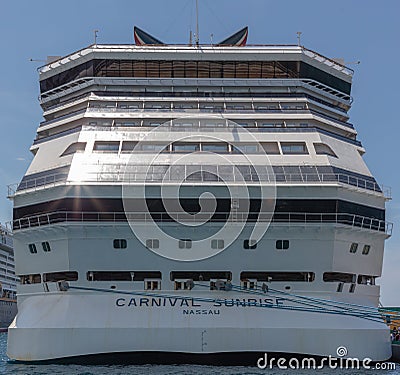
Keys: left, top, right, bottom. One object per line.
{"left": 281, "top": 142, "right": 308, "bottom": 155}
{"left": 60, "top": 142, "right": 86, "bottom": 157}
{"left": 93, "top": 141, "right": 120, "bottom": 153}
{"left": 314, "top": 143, "right": 337, "bottom": 158}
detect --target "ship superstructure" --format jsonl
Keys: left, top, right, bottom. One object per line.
{"left": 6, "top": 29, "right": 393, "bottom": 362}
{"left": 0, "top": 224, "right": 17, "bottom": 330}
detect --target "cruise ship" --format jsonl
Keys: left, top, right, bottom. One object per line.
{"left": 0, "top": 224, "right": 17, "bottom": 331}
{"left": 7, "top": 26, "right": 394, "bottom": 363}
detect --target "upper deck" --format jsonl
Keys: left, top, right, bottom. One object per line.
{"left": 38, "top": 44, "right": 353, "bottom": 98}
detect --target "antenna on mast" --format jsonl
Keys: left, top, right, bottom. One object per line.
{"left": 296, "top": 31, "right": 302, "bottom": 47}
{"left": 195, "top": 0, "right": 199, "bottom": 46}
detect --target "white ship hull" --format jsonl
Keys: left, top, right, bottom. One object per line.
{"left": 7, "top": 292, "right": 391, "bottom": 362}
{"left": 8, "top": 38, "right": 393, "bottom": 364}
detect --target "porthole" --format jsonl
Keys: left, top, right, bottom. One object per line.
{"left": 178, "top": 239, "right": 192, "bottom": 249}
{"left": 244, "top": 239, "right": 257, "bottom": 250}
{"left": 113, "top": 239, "right": 127, "bottom": 249}
{"left": 362, "top": 245, "right": 371, "bottom": 255}
{"left": 276, "top": 240, "right": 289, "bottom": 250}
{"left": 42, "top": 241, "right": 51, "bottom": 252}
{"left": 146, "top": 239, "right": 159, "bottom": 249}
{"left": 28, "top": 244, "right": 37, "bottom": 254}
{"left": 349, "top": 243, "right": 358, "bottom": 253}
{"left": 211, "top": 239, "right": 224, "bottom": 249}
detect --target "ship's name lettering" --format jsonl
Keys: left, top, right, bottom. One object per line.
{"left": 115, "top": 297, "right": 284, "bottom": 308}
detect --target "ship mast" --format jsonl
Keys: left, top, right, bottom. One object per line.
{"left": 195, "top": 0, "right": 199, "bottom": 46}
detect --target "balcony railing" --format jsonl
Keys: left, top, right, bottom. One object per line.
{"left": 8, "top": 168, "right": 385, "bottom": 197}
{"left": 12, "top": 210, "right": 392, "bottom": 235}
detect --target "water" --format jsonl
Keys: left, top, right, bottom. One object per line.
{"left": 0, "top": 333, "right": 398, "bottom": 374}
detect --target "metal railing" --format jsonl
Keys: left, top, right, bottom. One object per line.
{"left": 82, "top": 106, "right": 353, "bottom": 129}
{"left": 8, "top": 168, "right": 385, "bottom": 197}
{"left": 12, "top": 211, "right": 392, "bottom": 235}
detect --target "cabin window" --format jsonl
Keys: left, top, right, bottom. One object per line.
{"left": 173, "top": 143, "right": 200, "bottom": 152}
{"left": 42, "top": 241, "right": 51, "bottom": 252}
{"left": 280, "top": 142, "right": 308, "bottom": 155}
{"left": 349, "top": 283, "right": 356, "bottom": 293}
{"left": 146, "top": 239, "right": 159, "bottom": 249}
{"left": 28, "top": 244, "right": 37, "bottom": 254}
{"left": 140, "top": 143, "right": 168, "bottom": 152}
{"left": 232, "top": 144, "right": 258, "bottom": 154}
{"left": 145, "top": 280, "right": 161, "bottom": 290}
{"left": 362, "top": 245, "right": 371, "bottom": 255}
{"left": 201, "top": 143, "right": 228, "bottom": 153}
{"left": 276, "top": 240, "right": 289, "bottom": 250}
{"left": 260, "top": 142, "right": 280, "bottom": 155}
{"left": 313, "top": 143, "right": 337, "bottom": 158}
{"left": 174, "top": 280, "right": 194, "bottom": 290}
{"left": 115, "top": 121, "right": 138, "bottom": 127}
{"left": 121, "top": 141, "right": 139, "bottom": 152}
{"left": 178, "top": 239, "right": 192, "bottom": 249}
{"left": 60, "top": 142, "right": 86, "bottom": 157}
{"left": 113, "top": 239, "right": 127, "bottom": 249}
{"left": 211, "top": 239, "right": 224, "bottom": 249}
{"left": 241, "top": 279, "right": 257, "bottom": 290}
{"left": 244, "top": 239, "right": 257, "bottom": 250}
{"left": 349, "top": 242, "right": 358, "bottom": 253}
{"left": 20, "top": 274, "right": 41, "bottom": 284}
{"left": 323, "top": 272, "right": 356, "bottom": 283}
{"left": 93, "top": 141, "right": 120, "bottom": 153}
{"left": 357, "top": 275, "right": 376, "bottom": 285}
{"left": 43, "top": 271, "right": 78, "bottom": 282}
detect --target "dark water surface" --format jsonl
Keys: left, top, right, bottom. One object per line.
{"left": 1, "top": 333, "right": 398, "bottom": 375}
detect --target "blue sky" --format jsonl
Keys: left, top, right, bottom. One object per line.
{"left": 0, "top": 0, "right": 399, "bottom": 305}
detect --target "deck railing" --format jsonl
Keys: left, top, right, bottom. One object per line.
{"left": 11, "top": 210, "right": 392, "bottom": 235}
{"left": 8, "top": 167, "right": 385, "bottom": 198}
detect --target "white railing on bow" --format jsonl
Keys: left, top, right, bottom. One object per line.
{"left": 12, "top": 211, "right": 392, "bottom": 236}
